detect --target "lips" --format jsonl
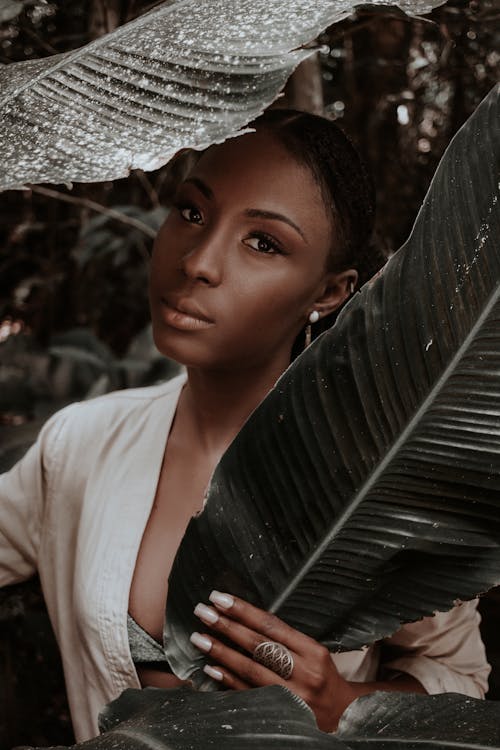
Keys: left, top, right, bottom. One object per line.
{"left": 159, "top": 296, "right": 215, "bottom": 331}
{"left": 163, "top": 297, "right": 214, "bottom": 323}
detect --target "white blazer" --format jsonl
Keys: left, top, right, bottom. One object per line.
{"left": 0, "top": 373, "right": 490, "bottom": 741}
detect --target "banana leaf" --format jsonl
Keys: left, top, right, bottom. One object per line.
{"left": 0, "top": 0, "right": 445, "bottom": 190}
{"left": 97, "top": 690, "right": 500, "bottom": 750}
{"left": 164, "top": 84, "right": 500, "bottom": 683}
{"left": 96, "top": 686, "right": 341, "bottom": 750}
{"left": 337, "top": 691, "right": 500, "bottom": 748}
{"left": 27, "top": 688, "right": 500, "bottom": 750}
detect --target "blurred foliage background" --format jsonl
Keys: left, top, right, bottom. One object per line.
{"left": 0, "top": 0, "right": 499, "bottom": 747}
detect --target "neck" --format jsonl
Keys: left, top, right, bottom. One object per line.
{"left": 179, "top": 354, "right": 290, "bottom": 456}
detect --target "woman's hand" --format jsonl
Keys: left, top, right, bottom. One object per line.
{"left": 189, "top": 590, "right": 357, "bottom": 732}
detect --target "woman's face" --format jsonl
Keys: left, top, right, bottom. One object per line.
{"left": 149, "top": 130, "right": 344, "bottom": 371}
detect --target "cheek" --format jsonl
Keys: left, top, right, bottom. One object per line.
{"left": 150, "top": 217, "right": 180, "bottom": 269}
{"left": 149, "top": 242, "right": 178, "bottom": 299}
{"left": 221, "top": 271, "right": 313, "bottom": 338}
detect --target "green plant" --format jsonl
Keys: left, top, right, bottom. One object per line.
{"left": 0, "top": 0, "right": 447, "bottom": 190}
{"left": 27, "top": 685, "right": 500, "bottom": 749}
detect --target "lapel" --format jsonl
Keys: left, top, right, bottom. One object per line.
{"left": 90, "top": 373, "right": 187, "bottom": 691}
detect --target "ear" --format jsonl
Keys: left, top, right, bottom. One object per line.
{"left": 310, "top": 269, "right": 359, "bottom": 320}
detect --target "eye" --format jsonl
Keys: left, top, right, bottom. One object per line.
{"left": 177, "top": 204, "right": 203, "bottom": 224}
{"left": 244, "top": 233, "right": 284, "bottom": 255}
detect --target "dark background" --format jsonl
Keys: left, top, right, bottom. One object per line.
{"left": 0, "top": 0, "right": 499, "bottom": 746}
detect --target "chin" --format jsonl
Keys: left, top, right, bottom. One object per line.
{"left": 151, "top": 325, "right": 218, "bottom": 369}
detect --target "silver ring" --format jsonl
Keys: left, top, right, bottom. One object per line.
{"left": 253, "top": 640, "right": 294, "bottom": 680}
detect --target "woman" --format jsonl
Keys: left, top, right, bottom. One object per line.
{"left": 0, "top": 110, "right": 489, "bottom": 742}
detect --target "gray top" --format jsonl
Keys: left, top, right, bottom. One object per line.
{"left": 127, "top": 613, "right": 170, "bottom": 665}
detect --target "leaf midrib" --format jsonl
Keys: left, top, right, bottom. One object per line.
{"left": 0, "top": 0, "right": 194, "bottom": 106}
{"left": 270, "top": 258, "right": 500, "bottom": 614}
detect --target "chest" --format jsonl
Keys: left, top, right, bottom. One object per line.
{"left": 128, "top": 442, "right": 214, "bottom": 641}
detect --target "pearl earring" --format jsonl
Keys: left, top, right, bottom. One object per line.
{"left": 305, "top": 310, "right": 319, "bottom": 348}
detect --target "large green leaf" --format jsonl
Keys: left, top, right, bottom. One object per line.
{"left": 0, "top": 0, "right": 445, "bottom": 190}
{"left": 27, "top": 688, "right": 500, "bottom": 750}
{"left": 97, "top": 690, "right": 500, "bottom": 750}
{"left": 164, "top": 84, "right": 500, "bottom": 682}
{"left": 96, "top": 686, "right": 339, "bottom": 750}
{"left": 337, "top": 691, "right": 500, "bottom": 748}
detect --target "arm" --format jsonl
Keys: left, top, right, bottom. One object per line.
{"left": 378, "top": 600, "right": 490, "bottom": 698}
{"left": 0, "top": 407, "right": 72, "bottom": 587}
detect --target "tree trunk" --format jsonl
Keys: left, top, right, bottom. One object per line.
{"left": 277, "top": 53, "right": 324, "bottom": 114}
{"left": 347, "top": 15, "right": 412, "bottom": 249}
{"left": 89, "top": 0, "right": 123, "bottom": 39}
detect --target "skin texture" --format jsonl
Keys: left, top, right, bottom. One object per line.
{"left": 129, "top": 129, "right": 423, "bottom": 724}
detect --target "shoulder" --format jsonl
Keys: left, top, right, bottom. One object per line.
{"left": 75, "top": 371, "right": 186, "bottom": 415}
{"left": 42, "top": 371, "right": 187, "bottom": 449}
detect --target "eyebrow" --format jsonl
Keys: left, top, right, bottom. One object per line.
{"left": 184, "top": 177, "right": 213, "bottom": 200}
{"left": 183, "top": 176, "right": 307, "bottom": 242}
{"left": 244, "top": 208, "right": 306, "bottom": 242}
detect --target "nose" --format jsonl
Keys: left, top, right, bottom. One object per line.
{"left": 180, "top": 231, "right": 224, "bottom": 286}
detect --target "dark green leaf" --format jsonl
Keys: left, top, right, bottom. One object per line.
{"left": 95, "top": 686, "right": 340, "bottom": 750}
{"left": 337, "top": 691, "right": 500, "bottom": 748}
{"left": 164, "top": 85, "right": 500, "bottom": 682}
{"left": 21, "top": 688, "right": 500, "bottom": 750}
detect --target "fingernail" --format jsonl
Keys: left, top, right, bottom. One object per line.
{"left": 194, "top": 603, "right": 219, "bottom": 625}
{"left": 203, "top": 664, "right": 223, "bottom": 681}
{"left": 209, "top": 590, "right": 234, "bottom": 609}
{"left": 190, "top": 632, "right": 212, "bottom": 652}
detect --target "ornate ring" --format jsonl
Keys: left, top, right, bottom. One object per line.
{"left": 253, "top": 640, "right": 294, "bottom": 680}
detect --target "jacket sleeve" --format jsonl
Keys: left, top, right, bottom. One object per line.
{"left": 380, "top": 600, "right": 490, "bottom": 698}
{"left": 0, "top": 405, "right": 76, "bottom": 587}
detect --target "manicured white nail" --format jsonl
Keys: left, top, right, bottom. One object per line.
{"left": 203, "top": 664, "right": 223, "bottom": 681}
{"left": 190, "top": 632, "right": 212, "bottom": 652}
{"left": 194, "top": 603, "right": 219, "bottom": 625}
{"left": 209, "top": 590, "right": 234, "bottom": 609}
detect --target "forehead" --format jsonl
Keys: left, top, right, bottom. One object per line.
{"left": 188, "top": 130, "right": 329, "bottom": 237}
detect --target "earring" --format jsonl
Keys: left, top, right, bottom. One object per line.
{"left": 349, "top": 281, "right": 355, "bottom": 295}
{"left": 305, "top": 310, "right": 319, "bottom": 348}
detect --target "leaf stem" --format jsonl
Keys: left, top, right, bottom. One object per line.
{"left": 27, "top": 185, "right": 156, "bottom": 252}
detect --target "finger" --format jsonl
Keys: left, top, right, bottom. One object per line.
{"left": 194, "top": 602, "right": 266, "bottom": 656}
{"left": 203, "top": 663, "right": 250, "bottom": 691}
{"left": 193, "top": 605, "right": 306, "bottom": 686}
{"left": 190, "top": 630, "right": 289, "bottom": 688}
{"left": 208, "top": 590, "right": 320, "bottom": 656}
